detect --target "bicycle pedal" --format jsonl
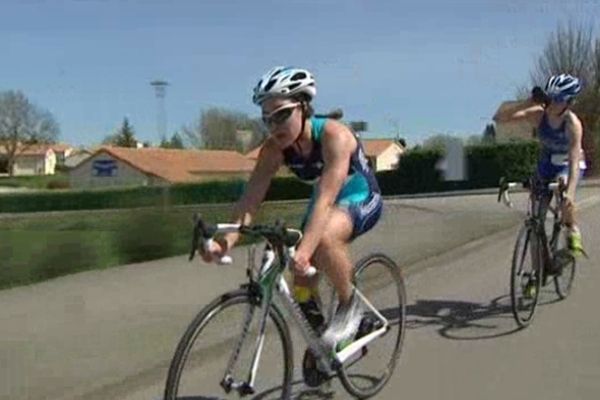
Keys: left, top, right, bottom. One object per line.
{"left": 302, "top": 349, "right": 331, "bottom": 388}
{"left": 356, "top": 314, "right": 382, "bottom": 339}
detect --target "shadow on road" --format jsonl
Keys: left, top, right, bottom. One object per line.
{"left": 405, "top": 288, "right": 562, "bottom": 341}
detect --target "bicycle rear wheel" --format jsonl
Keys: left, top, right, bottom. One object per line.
{"left": 163, "top": 289, "right": 293, "bottom": 400}
{"left": 338, "top": 253, "right": 406, "bottom": 398}
{"left": 510, "top": 225, "right": 543, "bottom": 328}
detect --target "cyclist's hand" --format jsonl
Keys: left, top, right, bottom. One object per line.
{"left": 199, "top": 237, "right": 229, "bottom": 263}
{"left": 292, "top": 250, "right": 312, "bottom": 276}
{"left": 531, "top": 86, "right": 549, "bottom": 106}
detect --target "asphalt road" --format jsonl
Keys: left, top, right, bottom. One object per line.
{"left": 1, "top": 188, "right": 599, "bottom": 400}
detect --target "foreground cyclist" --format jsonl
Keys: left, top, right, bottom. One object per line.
{"left": 200, "top": 66, "right": 382, "bottom": 348}
{"left": 493, "top": 73, "right": 587, "bottom": 257}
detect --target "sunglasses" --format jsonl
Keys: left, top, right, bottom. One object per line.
{"left": 262, "top": 103, "right": 299, "bottom": 126}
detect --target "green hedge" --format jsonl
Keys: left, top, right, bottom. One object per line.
{"left": 377, "top": 148, "right": 445, "bottom": 195}
{"left": 377, "top": 141, "right": 540, "bottom": 195}
{"left": 0, "top": 176, "right": 313, "bottom": 213}
{"left": 467, "top": 141, "right": 539, "bottom": 186}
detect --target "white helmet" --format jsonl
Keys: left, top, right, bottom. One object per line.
{"left": 252, "top": 66, "right": 316, "bottom": 105}
{"left": 545, "top": 73, "right": 582, "bottom": 102}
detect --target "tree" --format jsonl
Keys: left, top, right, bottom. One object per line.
{"left": 114, "top": 118, "right": 137, "bottom": 147}
{"left": 0, "top": 90, "right": 59, "bottom": 176}
{"left": 183, "top": 107, "right": 267, "bottom": 152}
{"left": 102, "top": 133, "right": 120, "bottom": 145}
{"left": 482, "top": 123, "right": 496, "bottom": 143}
{"left": 529, "top": 21, "right": 600, "bottom": 175}
{"left": 395, "top": 136, "right": 407, "bottom": 148}
{"left": 422, "top": 134, "right": 462, "bottom": 150}
{"left": 160, "top": 132, "right": 185, "bottom": 149}
{"left": 530, "top": 22, "right": 594, "bottom": 87}
{"left": 466, "top": 134, "right": 484, "bottom": 146}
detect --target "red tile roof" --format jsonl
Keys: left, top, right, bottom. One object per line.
{"left": 91, "top": 147, "right": 256, "bottom": 183}
{"left": 0, "top": 145, "right": 54, "bottom": 156}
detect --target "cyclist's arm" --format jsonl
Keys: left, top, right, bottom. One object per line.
{"left": 297, "top": 121, "right": 355, "bottom": 256}
{"left": 493, "top": 99, "right": 543, "bottom": 128}
{"left": 223, "top": 138, "right": 282, "bottom": 250}
{"left": 565, "top": 112, "right": 584, "bottom": 200}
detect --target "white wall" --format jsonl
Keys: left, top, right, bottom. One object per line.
{"left": 69, "top": 152, "right": 156, "bottom": 188}
{"left": 13, "top": 151, "right": 56, "bottom": 176}
{"left": 374, "top": 144, "right": 404, "bottom": 171}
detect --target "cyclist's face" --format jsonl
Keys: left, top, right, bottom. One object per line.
{"left": 547, "top": 99, "right": 569, "bottom": 116}
{"left": 261, "top": 98, "right": 302, "bottom": 148}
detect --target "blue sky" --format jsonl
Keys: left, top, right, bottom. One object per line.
{"left": 1, "top": 0, "right": 598, "bottom": 147}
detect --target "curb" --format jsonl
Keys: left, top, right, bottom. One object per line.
{"left": 383, "top": 178, "right": 600, "bottom": 201}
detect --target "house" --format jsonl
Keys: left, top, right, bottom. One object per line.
{"left": 0, "top": 145, "right": 57, "bottom": 176}
{"left": 64, "top": 149, "right": 93, "bottom": 169}
{"left": 361, "top": 139, "right": 405, "bottom": 171}
{"left": 245, "top": 138, "right": 405, "bottom": 172}
{"left": 48, "top": 144, "right": 74, "bottom": 164}
{"left": 69, "top": 146, "right": 256, "bottom": 188}
{"left": 493, "top": 101, "right": 536, "bottom": 142}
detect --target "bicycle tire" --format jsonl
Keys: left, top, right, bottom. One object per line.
{"left": 338, "top": 253, "right": 406, "bottom": 399}
{"left": 551, "top": 227, "right": 577, "bottom": 299}
{"left": 510, "top": 225, "right": 543, "bottom": 328}
{"left": 163, "top": 289, "right": 294, "bottom": 400}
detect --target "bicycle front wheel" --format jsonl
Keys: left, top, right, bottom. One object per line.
{"left": 552, "top": 228, "right": 577, "bottom": 299}
{"left": 338, "top": 253, "right": 407, "bottom": 399}
{"left": 510, "top": 225, "right": 543, "bottom": 328}
{"left": 163, "top": 289, "right": 293, "bottom": 400}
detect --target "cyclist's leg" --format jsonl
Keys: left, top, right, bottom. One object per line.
{"left": 313, "top": 192, "right": 383, "bottom": 303}
{"left": 557, "top": 169, "right": 585, "bottom": 255}
{"left": 311, "top": 209, "right": 354, "bottom": 302}
{"left": 293, "top": 208, "right": 355, "bottom": 340}
{"left": 316, "top": 193, "right": 383, "bottom": 346}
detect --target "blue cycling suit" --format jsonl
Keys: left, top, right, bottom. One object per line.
{"left": 283, "top": 117, "right": 382, "bottom": 239}
{"left": 536, "top": 113, "right": 586, "bottom": 182}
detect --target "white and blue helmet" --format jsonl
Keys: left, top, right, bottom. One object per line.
{"left": 545, "top": 73, "right": 582, "bottom": 102}
{"left": 252, "top": 66, "right": 316, "bottom": 105}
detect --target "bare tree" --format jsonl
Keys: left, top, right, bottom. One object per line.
{"left": 530, "top": 22, "right": 594, "bottom": 86}
{"left": 0, "top": 90, "right": 59, "bottom": 176}
{"left": 183, "top": 107, "right": 266, "bottom": 152}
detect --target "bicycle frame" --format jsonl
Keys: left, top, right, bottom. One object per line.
{"left": 221, "top": 239, "right": 390, "bottom": 393}
{"left": 521, "top": 180, "right": 566, "bottom": 272}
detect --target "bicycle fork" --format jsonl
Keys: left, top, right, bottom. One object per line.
{"left": 220, "top": 253, "right": 278, "bottom": 396}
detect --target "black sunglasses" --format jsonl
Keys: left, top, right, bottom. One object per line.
{"left": 262, "top": 103, "right": 299, "bottom": 126}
